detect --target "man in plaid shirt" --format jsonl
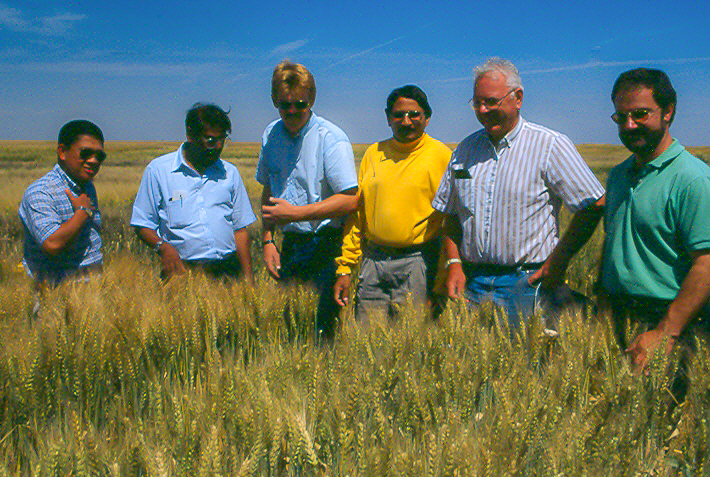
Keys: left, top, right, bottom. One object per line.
{"left": 19, "top": 120, "right": 106, "bottom": 286}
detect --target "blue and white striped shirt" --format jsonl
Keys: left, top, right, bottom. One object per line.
{"left": 19, "top": 164, "right": 102, "bottom": 284}
{"left": 433, "top": 118, "right": 605, "bottom": 265}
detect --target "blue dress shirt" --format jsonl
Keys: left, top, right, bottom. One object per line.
{"left": 19, "top": 164, "right": 103, "bottom": 284}
{"left": 131, "top": 145, "right": 257, "bottom": 261}
{"left": 256, "top": 112, "right": 358, "bottom": 233}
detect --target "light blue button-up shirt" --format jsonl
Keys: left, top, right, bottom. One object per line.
{"left": 131, "top": 145, "right": 257, "bottom": 261}
{"left": 256, "top": 112, "right": 358, "bottom": 233}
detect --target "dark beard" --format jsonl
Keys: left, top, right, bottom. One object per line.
{"left": 619, "top": 126, "right": 665, "bottom": 158}
{"left": 185, "top": 142, "right": 219, "bottom": 169}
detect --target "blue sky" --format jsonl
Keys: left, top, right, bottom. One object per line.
{"left": 1, "top": 0, "right": 709, "bottom": 146}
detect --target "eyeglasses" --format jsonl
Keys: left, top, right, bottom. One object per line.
{"left": 79, "top": 148, "right": 107, "bottom": 163}
{"left": 469, "top": 89, "right": 517, "bottom": 110}
{"left": 201, "top": 134, "right": 229, "bottom": 146}
{"left": 389, "top": 110, "right": 425, "bottom": 121}
{"left": 611, "top": 108, "right": 658, "bottom": 124}
{"left": 278, "top": 100, "right": 309, "bottom": 111}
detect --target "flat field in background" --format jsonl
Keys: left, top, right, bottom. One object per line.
{"left": 1, "top": 141, "right": 710, "bottom": 476}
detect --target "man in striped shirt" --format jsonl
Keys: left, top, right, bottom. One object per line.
{"left": 432, "top": 57, "right": 606, "bottom": 327}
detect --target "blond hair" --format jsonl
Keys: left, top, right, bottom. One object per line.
{"left": 271, "top": 61, "right": 316, "bottom": 104}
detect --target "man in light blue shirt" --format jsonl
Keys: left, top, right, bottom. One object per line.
{"left": 19, "top": 119, "right": 106, "bottom": 286}
{"left": 257, "top": 61, "right": 358, "bottom": 339}
{"left": 131, "top": 103, "right": 256, "bottom": 282}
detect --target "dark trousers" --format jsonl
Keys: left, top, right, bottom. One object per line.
{"left": 608, "top": 293, "right": 710, "bottom": 403}
{"left": 183, "top": 253, "right": 242, "bottom": 280}
{"left": 280, "top": 228, "right": 342, "bottom": 340}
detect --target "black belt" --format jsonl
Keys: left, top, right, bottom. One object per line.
{"left": 464, "top": 261, "right": 543, "bottom": 275}
{"left": 366, "top": 240, "right": 439, "bottom": 256}
{"left": 283, "top": 227, "right": 343, "bottom": 241}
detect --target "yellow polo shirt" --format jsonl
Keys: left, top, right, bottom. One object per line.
{"left": 336, "top": 133, "right": 451, "bottom": 275}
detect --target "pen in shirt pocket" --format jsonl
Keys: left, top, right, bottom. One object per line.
{"left": 169, "top": 191, "right": 186, "bottom": 207}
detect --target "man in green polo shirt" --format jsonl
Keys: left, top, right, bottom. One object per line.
{"left": 601, "top": 68, "right": 710, "bottom": 377}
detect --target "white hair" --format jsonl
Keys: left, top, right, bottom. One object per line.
{"left": 473, "top": 57, "right": 523, "bottom": 91}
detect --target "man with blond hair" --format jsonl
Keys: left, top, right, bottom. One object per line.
{"left": 257, "top": 61, "right": 358, "bottom": 339}
{"left": 433, "top": 57, "right": 606, "bottom": 327}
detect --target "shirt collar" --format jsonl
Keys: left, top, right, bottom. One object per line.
{"left": 390, "top": 133, "right": 428, "bottom": 154}
{"left": 492, "top": 116, "right": 524, "bottom": 152}
{"left": 54, "top": 163, "right": 83, "bottom": 193}
{"left": 643, "top": 139, "right": 684, "bottom": 170}
{"left": 171, "top": 143, "right": 223, "bottom": 175}
{"left": 281, "top": 112, "right": 317, "bottom": 140}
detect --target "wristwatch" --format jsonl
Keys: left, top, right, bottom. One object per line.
{"left": 78, "top": 206, "right": 93, "bottom": 218}
{"left": 154, "top": 239, "right": 165, "bottom": 253}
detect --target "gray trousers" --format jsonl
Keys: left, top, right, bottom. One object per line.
{"left": 354, "top": 241, "right": 439, "bottom": 324}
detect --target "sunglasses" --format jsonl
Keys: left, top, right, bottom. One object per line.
{"left": 201, "top": 134, "right": 229, "bottom": 146}
{"left": 390, "top": 110, "right": 425, "bottom": 120}
{"left": 611, "top": 108, "right": 658, "bottom": 124}
{"left": 278, "top": 100, "right": 309, "bottom": 111}
{"left": 79, "top": 148, "right": 107, "bottom": 163}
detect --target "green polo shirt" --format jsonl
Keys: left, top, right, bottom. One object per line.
{"left": 601, "top": 140, "right": 710, "bottom": 300}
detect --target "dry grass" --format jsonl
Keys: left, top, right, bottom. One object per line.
{"left": 0, "top": 141, "right": 709, "bottom": 475}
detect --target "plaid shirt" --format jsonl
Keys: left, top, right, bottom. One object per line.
{"left": 18, "top": 164, "right": 102, "bottom": 284}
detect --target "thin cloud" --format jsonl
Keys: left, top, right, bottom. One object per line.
{"left": 0, "top": 3, "right": 86, "bottom": 36}
{"left": 322, "top": 34, "right": 407, "bottom": 71}
{"left": 269, "top": 39, "right": 309, "bottom": 58}
{"left": 37, "top": 13, "right": 86, "bottom": 36}
{"left": 0, "top": 60, "right": 251, "bottom": 78}
{"left": 0, "top": 3, "right": 24, "bottom": 29}
{"left": 426, "top": 57, "right": 710, "bottom": 83}
{"left": 524, "top": 57, "right": 710, "bottom": 74}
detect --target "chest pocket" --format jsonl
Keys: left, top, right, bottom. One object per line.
{"left": 165, "top": 190, "right": 193, "bottom": 229}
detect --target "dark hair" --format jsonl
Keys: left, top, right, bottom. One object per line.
{"left": 385, "top": 85, "right": 432, "bottom": 118}
{"left": 185, "top": 103, "right": 232, "bottom": 137}
{"left": 611, "top": 68, "right": 677, "bottom": 123}
{"left": 58, "top": 119, "right": 104, "bottom": 147}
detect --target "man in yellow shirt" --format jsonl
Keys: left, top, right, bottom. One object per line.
{"left": 334, "top": 85, "right": 452, "bottom": 322}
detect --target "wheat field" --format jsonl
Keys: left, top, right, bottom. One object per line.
{"left": 1, "top": 141, "right": 710, "bottom": 476}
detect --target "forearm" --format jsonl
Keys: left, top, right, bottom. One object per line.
{"left": 234, "top": 228, "right": 253, "bottom": 282}
{"left": 290, "top": 188, "right": 358, "bottom": 221}
{"left": 659, "top": 251, "right": 710, "bottom": 336}
{"left": 41, "top": 210, "right": 90, "bottom": 255}
{"left": 135, "top": 226, "right": 164, "bottom": 249}
{"left": 442, "top": 215, "right": 463, "bottom": 260}
{"left": 546, "top": 197, "right": 605, "bottom": 269}
{"left": 261, "top": 185, "right": 277, "bottom": 241}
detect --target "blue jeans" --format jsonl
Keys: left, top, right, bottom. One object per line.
{"left": 463, "top": 265, "right": 540, "bottom": 328}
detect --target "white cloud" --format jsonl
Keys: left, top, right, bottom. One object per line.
{"left": 37, "top": 13, "right": 86, "bottom": 36}
{"left": 269, "top": 39, "right": 309, "bottom": 58}
{"left": 0, "top": 3, "right": 25, "bottom": 29}
{"left": 0, "top": 3, "right": 85, "bottom": 36}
